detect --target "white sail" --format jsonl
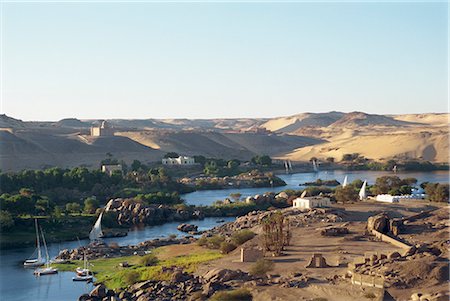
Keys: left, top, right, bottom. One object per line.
{"left": 89, "top": 212, "right": 104, "bottom": 241}
{"left": 359, "top": 180, "right": 367, "bottom": 200}
{"left": 342, "top": 175, "right": 348, "bottom": 188}
{"left": 284, "top": 161, "right": 289, "bottom": 174}
{"left": 35, "top": 219, "right": 42, "bottom": 262}
{"left": 312, "top": 160, "right": 319, "bottom": 172}
{"left": 288, "top": 160, "right": 293, "bottom": 171}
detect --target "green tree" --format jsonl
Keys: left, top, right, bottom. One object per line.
{"left": 425, "top": 183, "right": 449, "bottom": 202}
{"left": 164, "top": 152, "right": 179, "bottom": 159}
{"left": 0, "top": 210, "right": 14, "bottom": 229}
{"left": 335, "top": 186, "right": 359, "bottom": 203}
{"left": 65, "top": 202, "right": 81, "bottom": 214}
{"left": 83, "top": 197, "right": 99, "bottom": 214}
{"left": 131, "top": 160, "right": 142, "bottom": 171}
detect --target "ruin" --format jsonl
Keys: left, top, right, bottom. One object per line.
{"left": 305, "top": 253, "right": 329, "bottom": 268}
{"left": 351, "top": 273, "right": 385, "bottom": 288}
{"left": 240, "top": 247, "right": 264, "bottom": 262}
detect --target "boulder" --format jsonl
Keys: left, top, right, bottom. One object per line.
{"left": 90, "top": 284, "right": 107, "bottom": 299}
{"left": 367, "top": 213, "right": 389, "bottom": 233}
{"left": 177, "top": 223, "right": 198, "bottom": 233}
{"left": 202, "top": 268, "right": 248, "bottom": 284}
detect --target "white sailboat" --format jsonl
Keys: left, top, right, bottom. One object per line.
{"left": 312, "top": 160, "right": 319, "bottom": 172}
{"left": 288, "top": 160, "right": 293, "bottom": 172}
{"left": 393, "top": 165, "right": 397, "bottom": 173}
{"left": 34, "top": 228, "right": 58, "bottom": 276}
{"left": 73, "top": 252, "right": 93, "bottom": 281}
{"left": 359, "top": 180, "right": 367, "bottom": 200}
{"left": 24, "top": 219, "right": 45, "bottom": 267}
{"left": 284, "top": 161, "right": 289, "bottom": 174}
{"left": 89, "top": 211, "right": 104, "bottom": 241}
{"left": 342, "top": 175, "right": 348, "bottom": 188}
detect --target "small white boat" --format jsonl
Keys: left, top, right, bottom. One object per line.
{"left": 72, "top": 274, "right": 93, "bottom": 282}
{"left": 34, "top": 226, "right": 58, "bottom": 276}
{"left": 24, "top": 219, "right": 45, "bottom": 267}
{"left": 75, "top": 250, "right": 92, "bottom": 277}
{"left": 34, "top": 266, "right": 58, "bottom": 276}
{"left": 76, "top": 267, "right": 91, "bottom": 276}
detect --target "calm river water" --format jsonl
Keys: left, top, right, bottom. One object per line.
{"left": 182, "top": 170, "right": 449, "bottom": 206}
{"left": 0, "top": 170, "right": 448, "bottom": 300}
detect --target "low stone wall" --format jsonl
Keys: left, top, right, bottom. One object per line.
{"left": 371, "top": 229, "right": 411, "bottom": 251}
{"left": 351, "top": 273, "right": 385, "bottom": 288}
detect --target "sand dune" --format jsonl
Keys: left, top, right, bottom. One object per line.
{"left": 279, "top": 130, "right": 449, "bottom": 163}
{"left": 0, "top": 112, "right": 448, "bottom": 171}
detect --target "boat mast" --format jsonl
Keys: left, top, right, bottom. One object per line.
{"left": 35, "top": 219, "right": 42, "bottom": 261}
{"left": 40, "top": 227, "right": 50, "bottom": 268}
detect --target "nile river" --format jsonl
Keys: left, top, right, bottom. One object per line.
{"left": 0, "top": 170, "right": 448, "bottom": 301}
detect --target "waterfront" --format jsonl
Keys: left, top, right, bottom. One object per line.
{"left": 0, "top": 170, "right": 448, "bottom": 300}
{"left": 182, "top": 170, "right": 449, "bottom": 206}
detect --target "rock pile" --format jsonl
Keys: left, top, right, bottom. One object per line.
{"left": 104, "top": 198, "right": 204, "bottom": 226}
{"left": 208, "top": 207, "right": 345, "bottom": 237}
{"left": 58, "top": 237, "right": 195, "bottom": 261}
{"left": 177, "top": 223, "right": 199, "bottom": 234}
{"left": 79, "top": 268, "right": 256, "bottom": 301}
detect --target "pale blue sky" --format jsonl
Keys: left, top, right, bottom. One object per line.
{"left": 1, "top": 1, "right": 448, "bottom": 121}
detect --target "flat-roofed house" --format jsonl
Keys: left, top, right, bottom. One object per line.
{"left": 293, "top": 196, "right": 331, "bottom": 209}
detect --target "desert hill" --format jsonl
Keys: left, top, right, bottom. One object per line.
{"left": 0, "top": 112, "right": 447, "bottom": 171}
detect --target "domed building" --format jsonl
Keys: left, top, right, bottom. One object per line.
{"left": 90, "top": 120, "right": 114, "bottom": 136}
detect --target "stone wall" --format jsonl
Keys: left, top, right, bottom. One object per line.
{"left": 351, "top": 273, "right": 385, "bottom": 288}
{"left": 240, "top": 247, "right": 263, "bottom": 262}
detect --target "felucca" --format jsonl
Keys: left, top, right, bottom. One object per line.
{"left": 34, "top": 227, "right": 58, "bottom": 276}
{"left": 23, "top": 219, "right": 44, "bottom": 267}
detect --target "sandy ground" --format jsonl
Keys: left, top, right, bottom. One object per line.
{"left": 196, "top": 201, "right": 449, "bottom": 301}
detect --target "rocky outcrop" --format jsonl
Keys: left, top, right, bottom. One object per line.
{"left": 367, "top": 213, "right": 389, "bottom": 233}
{"left": 208, "top": 207, "right": 345, "bottom": 237}
{"left": 58, "top": 237, "right": 195, "bottom": 261}
{"left": 177, "top": 223, "right": 198, "bottom": 233}
{"left": 104, "top": 198, "right": 204, "bottom": 226}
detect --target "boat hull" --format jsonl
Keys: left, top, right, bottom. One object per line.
{"left": 24, "top": 259, "right": 45, "bottom": 267}
{"left": 34, "top": 268, "right": 58, "bottom": 276}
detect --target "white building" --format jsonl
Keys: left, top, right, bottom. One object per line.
{"left": 101, "top": 164, "right": 122, "bottom": 176}
{"left": 162, "top": 156, "right": 195, "bottom": 166}
{"left": 292, "top": 196, "right": 331, "bottom": 209}
{"left": 375, "top": 194, "right": 424, "bottom": 203}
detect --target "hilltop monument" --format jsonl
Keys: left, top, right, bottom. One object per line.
{"left": 90, "top": 120, "right": 114, "bottom": 137}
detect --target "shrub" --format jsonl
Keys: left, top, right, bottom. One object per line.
{"left": 123, "top": 270, "right": 140, "bottom": 286}
{"left": 364, "top": 292, "right": 376, "bottom": 299}
{"left": 210, "top": 288, "right": 252, "bottom": 301}
{"left": 206, "top": 235, "right": 225, "bottom": 249}
{"left": 249, "top": 259, "right": 274, "bottom": 276}
{"left": 139, "top": 254, "right": 158, "bottom": 266}
{"left": 196, "top": 236, "right": 208, "bottom": 246}
{"left": 231, "top": 230, "right": 255, "bottom": 245}
{"left": 220, "top": 241, "right": 237, "bottom": 254}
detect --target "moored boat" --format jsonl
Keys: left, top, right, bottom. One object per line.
{"left": 24, "top": 219, "right": 45, "bottom": 267}
{"left": 34, "top": 227, "right": 58, "bottom": 276}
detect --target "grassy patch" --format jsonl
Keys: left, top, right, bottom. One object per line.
{"left": 54, "top": 245, "right": 222, "bottom": 289}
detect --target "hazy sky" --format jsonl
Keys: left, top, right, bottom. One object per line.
{"left": 1, "top": 1, "right": 448, "bottom": 121}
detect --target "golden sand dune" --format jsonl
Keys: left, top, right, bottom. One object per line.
{"left": 279, "top": 130, "right": 449, "bottom": 163}
{"left": 393, "top": 113, "right": 449, "bottom": 126}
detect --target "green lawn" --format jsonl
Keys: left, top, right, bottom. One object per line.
{"left": 54, "top": 245, "right": 222, "bottom": 289}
